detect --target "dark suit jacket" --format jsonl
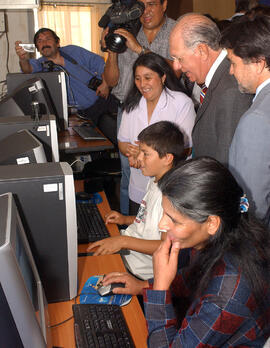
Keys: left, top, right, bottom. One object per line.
{"left": 192, "top": 58, "right": 253, "bottom": 166}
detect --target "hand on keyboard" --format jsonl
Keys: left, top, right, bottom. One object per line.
{"left": 105, "top": 210, "right": 126, "bottom": 225}
{"left": 87, "top": 236, "right": 123, "bottom": 256}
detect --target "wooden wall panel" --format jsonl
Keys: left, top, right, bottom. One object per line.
{"left": 193, "top": 0, "right": 235, "bottom": 20}
{"left": 166, "top": 0, "right": 193, "bottom": 20}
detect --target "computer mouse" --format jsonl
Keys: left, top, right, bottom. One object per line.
{"left": 97, "top": 282, "right": 125, "bottom": 297}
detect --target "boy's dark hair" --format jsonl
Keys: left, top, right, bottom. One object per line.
{"left": 137, "top": 121, "right": 185, "bottom": 167}
{"left": 34, "top": 28, "right": 60, "bottom": 47}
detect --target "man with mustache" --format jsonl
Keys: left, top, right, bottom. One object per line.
{"left": 15, "top": 28, "right": 113, "bottom": 125}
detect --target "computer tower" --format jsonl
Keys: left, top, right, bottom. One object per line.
{"left": 0, "top": 162, "right": 77, "bottom": 303}
{"left": 0, "top": 115, "right": 59, "bottom": 162}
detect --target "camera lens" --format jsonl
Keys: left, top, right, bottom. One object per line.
{"left": 105, "top": 33, "right": 127, "bottom": 53}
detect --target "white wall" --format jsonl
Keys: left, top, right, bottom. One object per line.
{"left": 0, "top": 9, "right": 34, "bottom": 96}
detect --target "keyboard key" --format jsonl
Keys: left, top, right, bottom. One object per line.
{"left": 72, "top": 303, "right": 135, "bottom": 348}
{"left": 76, "top": 202, "right": 110, "bottom": 243}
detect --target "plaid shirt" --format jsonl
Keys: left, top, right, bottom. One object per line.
{"left": 143, "top": 249, "right": 270, "bottom": 347}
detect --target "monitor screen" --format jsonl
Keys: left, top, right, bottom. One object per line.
{"left": 7, "top": 71, "right": 68, "bottom": 130}
{"left": 0, "top": 129, "right": 47, "bottom": 165}
{"left": 0, "top": 192, "right": 51, "bottom": 347}
{"left": 0, "top": 115, "right": 59, "bottom": 162}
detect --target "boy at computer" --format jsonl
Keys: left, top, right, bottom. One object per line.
{"left": 87, "top": 121, "right": 185, "bottom": 280}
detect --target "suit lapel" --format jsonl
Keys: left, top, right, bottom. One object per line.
{"left": 194, "top": 58, "right": 230, "bottom": 127}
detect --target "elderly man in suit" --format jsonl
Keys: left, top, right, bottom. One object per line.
{"left": 221, "top": 15, "right": 270, "bottom": 227}
{"left": 169, "top": 13, "right": 253, "bottom": 165}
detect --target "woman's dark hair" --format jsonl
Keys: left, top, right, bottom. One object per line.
{"left": 34, "top": 28, "right": 60, "bottom": 47}
{"left": 221, "top": 14, "right": 270, "bottom": 69}
{"left": 159, "top": 157, "right": 270, "bottom": 319}
{"left": 123, "top": 52, "right": 184, "bottom": 113}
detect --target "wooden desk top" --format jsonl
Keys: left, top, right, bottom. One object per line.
{"left": 48, "top": 255, "right": 148, "bottom": 348}
{"left": 48, "top": 181, "right": 148, "bottom": 347}
{"left": 58, "top": 114, "right": 114, "bottom": 154}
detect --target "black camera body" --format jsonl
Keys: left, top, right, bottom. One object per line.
{"left": 99, "top": 0, "right": 145, "bottom": 53}
{"left": 88, "top": 76, "right": 102, "bottom": 91}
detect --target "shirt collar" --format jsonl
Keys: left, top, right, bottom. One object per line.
{"left": 205, "top": 49, "right": 227, "bottom": 88}
{"left": 254, "top": 78, "right": 270, "bottom": 101}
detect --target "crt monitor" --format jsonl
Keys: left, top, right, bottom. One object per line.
{"left": 0, "top": 115, "right": 59, "bottom": 162}
{"left": 0, "top": 162, "right": 78, "bottom": 303}
{"left": 0, "top": 129, "right": 47, "bottom": 165}
{"left": 0, "top": 192, "right": 52, "bottom": 347}
{"left": 7, "top": 71, "right": 68, "bottom": 130}
{"left": 0, "top": 77, "right": 54, "bottom": 120}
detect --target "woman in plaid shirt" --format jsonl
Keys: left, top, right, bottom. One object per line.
{"left": 103, "top": 157, "right": 270, "bottom": 347}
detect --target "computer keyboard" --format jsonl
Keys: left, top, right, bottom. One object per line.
{"left": 72, "top": 303, "right": 135, "bottom": 348}
{"left": 73, "top": 125, "right": 106, "bottom": 141}
{"left": 76, "top": 202, "right": 110, "bottom": 243}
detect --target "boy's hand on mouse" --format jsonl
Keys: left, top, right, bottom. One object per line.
{"left": 87, "top": 236, "right": 124, "bottom": 255}
{"left": 105, "top": 210, "right": 125, "bottom": 225}
{"left": 102, "top": 272, "right": 149, "bottom": 295}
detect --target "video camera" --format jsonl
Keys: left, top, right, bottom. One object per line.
{"left": 98, "top": 0, "right": 145, "bottom": 53}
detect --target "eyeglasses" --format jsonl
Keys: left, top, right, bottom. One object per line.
{"left": 144, "top": 2, "right": 160, "bottom": 9}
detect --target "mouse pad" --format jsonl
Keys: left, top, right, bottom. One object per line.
{"left": 79, "top": 275, "right": 132, "bottom": 306}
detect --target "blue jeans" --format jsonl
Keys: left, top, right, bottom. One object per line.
{"left": 117, "top": 107, "right": 130, "bottom": 215}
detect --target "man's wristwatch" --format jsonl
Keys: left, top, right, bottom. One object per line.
{"left": 139, "top": 46, "right": 148, "bottom": 55}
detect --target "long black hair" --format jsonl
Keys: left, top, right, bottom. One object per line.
{"left": 159, "top": 157, "right": 270, "bottom": 318}
{"left": 123, "top": 52, "right": 184, "bottom": 113}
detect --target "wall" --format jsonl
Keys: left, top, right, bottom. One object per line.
{"left": 167, "top": 0, "right": 235, "bottom": 20}
{"left": 0, "top": 9, "right": 34, "bottom": 96}
{"left": 193, "top": 0, "right": 235, "bottom": 20}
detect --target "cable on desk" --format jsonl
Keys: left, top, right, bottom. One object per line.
{"left": 47, "top": 291, "right": 97, "bottom": 329}
{"left": 70, "top": 158, "right": 84, "bottom": 167}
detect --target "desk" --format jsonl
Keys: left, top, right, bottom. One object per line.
{"left": 48, "top": 255, "right": 148, "bottom": 348}
{"left": 48, "top": 182, "right": 148, "bottom": 347}
{"left": 58, "top": 114, "right": 114, "bottom": 154}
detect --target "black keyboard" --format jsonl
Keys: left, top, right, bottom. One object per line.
{"left": 73, "top": 125, "right": 106, "bottom": 141}
{"left": 76, "top": 202, "right": 110, "bottom": 243}
{"left": 72, "top": 303, "right": 135, "bottom": 348}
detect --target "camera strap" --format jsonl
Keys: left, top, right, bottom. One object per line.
{"left": 60, "top": 49, "right": 100, "bottom": 79}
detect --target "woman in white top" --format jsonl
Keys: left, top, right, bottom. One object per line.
{"left": 118, "top": 52, "right": 196, "bottom": 214}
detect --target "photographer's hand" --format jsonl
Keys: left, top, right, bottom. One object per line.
{"left": 100, "top": 27, "right": 109, "bottom": 51}
{"left": 96, "top": 75, "right": 109, "bottom": 99}
{"left": 114, "top": 28, "right": 142, "bottom": 54}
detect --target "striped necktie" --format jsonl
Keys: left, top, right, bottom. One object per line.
{"left": 200, "top": 84, "right": 208, "bottom": 104}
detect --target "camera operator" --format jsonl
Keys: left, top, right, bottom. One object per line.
{"left": 15, "top": 28, "right": 113, "bottom": 125}
{"left": 100, "top": 0, "right": 177, "bottom": 216}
